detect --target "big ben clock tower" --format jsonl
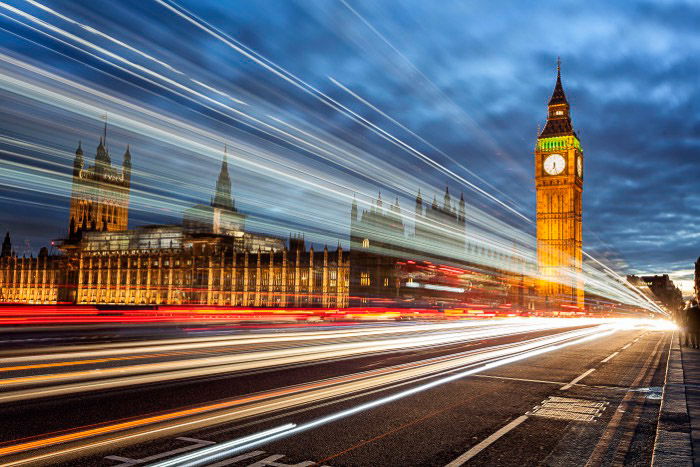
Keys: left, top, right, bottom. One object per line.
{"left": 535, "top": 59, "right": 584, "bottom": 309}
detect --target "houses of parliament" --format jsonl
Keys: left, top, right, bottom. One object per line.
{"left": 0, "top": 64, "right": 582, "bottom": 310}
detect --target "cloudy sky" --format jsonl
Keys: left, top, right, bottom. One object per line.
{"left": 0, "top": 0, "right": 698, "bottom": 293}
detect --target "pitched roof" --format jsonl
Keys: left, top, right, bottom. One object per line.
{"left": 540, "top": 118, "right": 576, "bottom": 138}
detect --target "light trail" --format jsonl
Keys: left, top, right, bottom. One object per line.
{"left": 154, "top": 0, "right": 531, "bottom": 222}
{"left": 152, "top": 325, "right": 619, "bottom": 467}
{"left": 0, "top": 318, "right": 652, "bottom": 466}
{"left": 0, "top": 319, "right": 598, "bottom": 402}
{"left": 328, "top": 76, "right": 522, "bottom": 212}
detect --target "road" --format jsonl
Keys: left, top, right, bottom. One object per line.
{"left": 0, "top": 318, "right": 671, "bottom": 466}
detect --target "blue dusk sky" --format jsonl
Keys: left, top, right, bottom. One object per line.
{"left": 0, "top": 1, "right": 698, "bottom": 292}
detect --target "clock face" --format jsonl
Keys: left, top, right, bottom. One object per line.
{"left": 576, "top": 156, "right": 582, "bottom": 178}
{"left": 543, "top": 154, "right": 566, "bottom": 175}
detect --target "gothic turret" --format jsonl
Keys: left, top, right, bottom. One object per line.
{"left": 458, "top": 192, "right": 466, "bottom": 222}
{"left": 351, "top": 195, "right": 358, "bottom": 222}
{"left": 122, "top": 145, "right": 132, "bottom": 185}
{"left": 73, "top": 141, "right": 84, "bottom": 177}
{"left": 1, "top": 231, "right": 11, "bottom": 257}
{"left": 212, "top": 146, "right": 235, "bottom": 211}
{"left": 95, "top": 137, "right": 111, "bottom": 174}
{"left": 443, "top": 185, "right": 452, "bottom": 212}
{"left": 392, "top": 196, "right": 400, "bottom": 213}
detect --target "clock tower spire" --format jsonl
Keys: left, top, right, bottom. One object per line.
{"left": 535, "top": 59, "right": 584, "bottom": 309}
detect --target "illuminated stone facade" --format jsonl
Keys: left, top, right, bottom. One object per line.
{"left": 535, "top": 61, "right": 584, "bottom": 308}
{"left": 69, "top": 242, "right": 347, "bottom": 307}
{"left": 0, "top": 242, "right": 348, "bottom": 307}
{"left": 68, "top": 129, "right": 131, "bottom": 234}
{"left": 0, "top": 138, "right": 348, "bottom": 307}
{"left": 0, "top": 254, "right": 64, "bottom": 304}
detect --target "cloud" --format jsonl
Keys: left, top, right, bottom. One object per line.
{"left": 0, "top": 0, "right": 698, "bottom": 283}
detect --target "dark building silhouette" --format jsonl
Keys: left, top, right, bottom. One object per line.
{"left": 415, "top": 186, "right": 466, "bottom": 253}
{"left": 1, "top": 232, "right": 11, "bottom": 258}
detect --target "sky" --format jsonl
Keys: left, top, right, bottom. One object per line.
{"left": 0, "top": 0, "right": 698, "bottom": 294}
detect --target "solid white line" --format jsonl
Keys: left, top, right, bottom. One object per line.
{"left": 622, "top": 343, "right": 632, "bottom": 350}
{"left": 600, "top": 351, "right": 619, "bottom": 363}
{"left": 445, "top": 415, "right": 528, "bottom": 466}
{"left": 560, "top": 368, "right": 595, "bottom": 391}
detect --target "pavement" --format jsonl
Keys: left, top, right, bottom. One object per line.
{"left": 652, "top": 332, "right": 700, "bottom": 467}
{"left": 0, "top": 319, "right": 675, "bottom": 466}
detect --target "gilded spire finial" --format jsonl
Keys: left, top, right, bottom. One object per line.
{"left": 557, "top": 56, "right": 561, "bottom": 76}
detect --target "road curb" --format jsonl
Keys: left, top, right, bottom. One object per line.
{"left": 651, "top": 332, "right": 693, "bottom": 466}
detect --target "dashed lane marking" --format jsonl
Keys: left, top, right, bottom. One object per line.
{"left": 446, "top": 394, "right": 609, "bottom": 465}
{"left": 560, "top": 368, "right": 595, "bottom": 391}
{"left": 444, "top": 415, "right": 529, "bottom": 467}
{"left": 473, "top": 374, "right": 564, "bottom": 385}
{"left": 600, "top": 351, "right": 619, "bottom": 363}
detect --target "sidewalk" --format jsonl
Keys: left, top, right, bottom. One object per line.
{"left": 652, "top": 333, "right": 694, "bottom": 466}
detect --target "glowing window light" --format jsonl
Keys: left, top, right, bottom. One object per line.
{"left": 360, "top": 272, "right": 370, "bottom": 287}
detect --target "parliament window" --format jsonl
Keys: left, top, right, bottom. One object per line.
{"left": 360, "top": 272, "right": 370, "bottom": 286}
{"left": 362, "top": 238, "right": 369, "bottom": 248}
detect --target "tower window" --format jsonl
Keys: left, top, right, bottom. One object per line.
{"left": 362, "top": 238, "right": 369, "bottom": 248}
{"left": 555, "top": 110, "right": 564, "bottom": 116}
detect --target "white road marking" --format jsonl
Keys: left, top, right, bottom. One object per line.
{"left": 445, "top": 415, "right": 528, "bottom": 466}
{"left": 473, "top": 374, "right": 563, "bottom": 385}
{"left": 103, "top": 455, "right": 136, "bottom": 464}
{"left": 247, "top": 454, "right": 316, "bottom": 466}
{"left": 560, "top": 368, "right": 595, "bottom": 391}
{"left": 176, "top": 437, "right": 215, "bottom": 445}
{"left": 600, "top": 351, "right": 619, "bottom": 363}
{"left": 621, "top": 343, "right": 631, "bottom": 350}
{"left": 206, "top": 450, "right": 266, "bottom": 466}
{"left": 104, "top": 437, "right": 215, "bottom": 466}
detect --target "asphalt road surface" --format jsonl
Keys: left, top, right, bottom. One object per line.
{"left": 0, "top": 318, "right": 670, "bottom": 466}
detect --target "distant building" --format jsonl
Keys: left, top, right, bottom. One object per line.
{"left": 349, "top": 188, "right": 528, "bottom": 309}
{"left": 0, "top": 135, "right": 347, "bottom": 307}
{"left": 2, "top": 130, "right": 529, "bottom": 310}
{"left": 68, "top": 128, "right": 130, "bottom": 234}
{"left": 414, "top": 187, "right": 466, "bottom": 253}
{"left": 627, "top": 274, "right": 683, "bottom": 312}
